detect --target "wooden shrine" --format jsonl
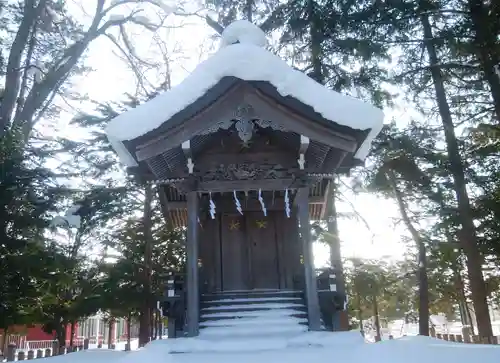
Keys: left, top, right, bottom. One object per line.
{"left": 106, "top": 20, "right": 383, "bottom": 338}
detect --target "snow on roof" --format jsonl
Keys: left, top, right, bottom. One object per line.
{"left": 106, "top": 21, "right": 384, "bottom": 167}
{"left": 219, "top": 20, "right": 268, "bottom": 48}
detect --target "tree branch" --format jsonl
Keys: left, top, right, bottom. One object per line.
{"left": 0, "top": 0, "right": 38, "bottom": 135}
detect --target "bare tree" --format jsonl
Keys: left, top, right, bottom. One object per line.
{"left": 0, "top": 0, "right": 177, "bottom": 141}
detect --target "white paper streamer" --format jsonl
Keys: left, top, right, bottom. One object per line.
{"left": 258, "top": 189, "right": 267, "bottom": 216}
{"left": 233, "top": 191, "right": 243, "bottom": 215}
{"left": 284, "top": 189, "right": 291, "bottom": 218}
{"left": 209, "top": 192, "right": 216, "bottom": 219}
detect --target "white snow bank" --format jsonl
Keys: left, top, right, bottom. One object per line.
{"left": 38, "top": 349, "right": 127, "bottom": 363}
{"left": 106, "top": 21, "right": 384, "bottom": 167}
{"left": 32, "top": 333, "right": 500, "bottom": 363}
{"left": 115, "top": 333, "right": 500, "bottom": 363}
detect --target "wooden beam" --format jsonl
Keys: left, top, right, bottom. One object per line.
{"left": 296, "top": 187, "right": 321, "bottom": 331}
{"left": 134, "top": 80, "right": 359, "bottom": 163}
{"left": 182, "top": 140, "right": 194, "bottom": 174}
{"left": 162, "top": 195, "right": 324, "bottom": 211}
{"left": 298, "top": 135, "right": 309, "bottom": 170}
{"left": 244, "top": 87, "right": 359, "bottom": 153}
{"left": 197, "top": 178, "right": 308, "bottom": 193}
{"left": 197, "top": 151, "right": 296, "bottom": 169}
{"left": 186, "top": 192, "right": 199, "bottom": 337}
{"left": 135, "top": 83, "right": 245, "bottom": 161}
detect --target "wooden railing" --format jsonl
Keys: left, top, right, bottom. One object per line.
{"left": 430, "top": 330, "right": 500, "bottom": 344}
{"left": 3, "top": 339, "right": 90, "bottom": 361}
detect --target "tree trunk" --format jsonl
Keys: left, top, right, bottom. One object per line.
{"left": 386, "top": 170, "right": 429, "bottom": 336}
{"left": 107, "top": 320, "right": 113, "bottom": 348}
{"left": 139, "top": 184, "right": 154, "bottom": 346}
{"left": 150, "top": 308, "right": 155, "bottom": 340}
{"left": 126, "top": 315, "right": 131, "bottom": 347}
{"left": 466, "top": 0, "right": 500, "bottom": 120}
{"left": 57, "top": 324, "right": 65, "bottom": 348}
{"left": 356, "top": 282, "right": 363, "bottom": 334}
{"left": 69, "top": 322, "right": 76, "bottom": 347}
{"left": 2, "top": 329, "right": 9, "bottom": 355}
{"left": 306, "top": 2, "right": 348, "bottom": 328}
{"left": 324, "top": 182, "right": 349, "bottom": 330}
{"left": 420, "top": 13, "right": 492, "bottom": 338}
{"left": 245, "top": 0, "right": 254, "bottom": 23}
{"left": 373, "top": 293, "right": 381, "bottom": 341}
{"left": 466, "top": 302, "right": 476, "bottom": 336}
{"left": 0, "top": 0, "right": 39, "bottom": 135}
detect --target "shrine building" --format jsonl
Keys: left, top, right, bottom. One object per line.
{"left": 106, "top": 20, "right": 384, "bottom": 338}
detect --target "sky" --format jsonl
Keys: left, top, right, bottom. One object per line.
{"left": 58, "top": 0, "right": 412, "bottom": 265}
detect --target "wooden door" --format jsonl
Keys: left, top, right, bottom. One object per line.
{"left": 220, "top": 213, "right": 249, "bottom": 291}
{"left": 247, "top": 212, "right": 280, "bottom": 289}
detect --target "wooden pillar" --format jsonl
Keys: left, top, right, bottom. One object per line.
{"left": 297, "top": 187, "right": 321, "bottom": 331}
{"left": 186, "top": 191, "right": 200, "bottom": 336}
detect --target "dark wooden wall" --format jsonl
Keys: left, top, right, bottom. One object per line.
{"left": 198, "top": 194, "right": 303, "bottom": 293}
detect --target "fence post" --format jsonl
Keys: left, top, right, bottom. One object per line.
{"left": 36, "top": 349, "right": 43, "bottom": 358}
{"left": 83, "top": 339, "right": 89, "bottom": 350}
{"left": 6, "top": 343, "right": 16, "bottom": 362}
{"left": 27, "top": 350, "right": 34, "bottom": 359}
{"left": 125, "top": 343, "right": 131, "bottom": 351}
{"left": 18, "top": 351, "right": 25, "bottom": 360}
{"left": 52, "top": 341, "right": 59, "bottom": 355}
{"left": 462, "top": 326, "right": 471, "bottom": 343}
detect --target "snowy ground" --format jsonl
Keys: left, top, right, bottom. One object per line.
{"left": 22, "top": 331, "right": 500, "bottom": 363}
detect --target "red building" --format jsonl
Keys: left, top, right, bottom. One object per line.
{"left": 1, "top": 316, "right": 132, "bottom": 352}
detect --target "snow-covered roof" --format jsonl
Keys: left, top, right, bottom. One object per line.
{"left": 106, "top": 20, "right": 384, "bottom": 167}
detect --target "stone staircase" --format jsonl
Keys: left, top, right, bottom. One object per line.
{"left": 199, "top": 290, "right": 309, "bottom": 339}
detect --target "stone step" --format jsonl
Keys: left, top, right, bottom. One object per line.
{"left": 200, "top": 316, "right": 308, "bottom": 328}
{"left": 198, "top": 322, "right": 308, "bottom": 338}
{"left": 201, "top": 290, "right": 303, "bottom": 301}
{"left": 201, "top": 296, "right": 302, "bottom": 308}
{"left": 201, "top": 302, "right": 305, "bottom": 314}
{"left": 199, "top": 289, "right": 308, "bottom": 337}
{"left": 200, "top": 309, "right": 308, "bottom": 321}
